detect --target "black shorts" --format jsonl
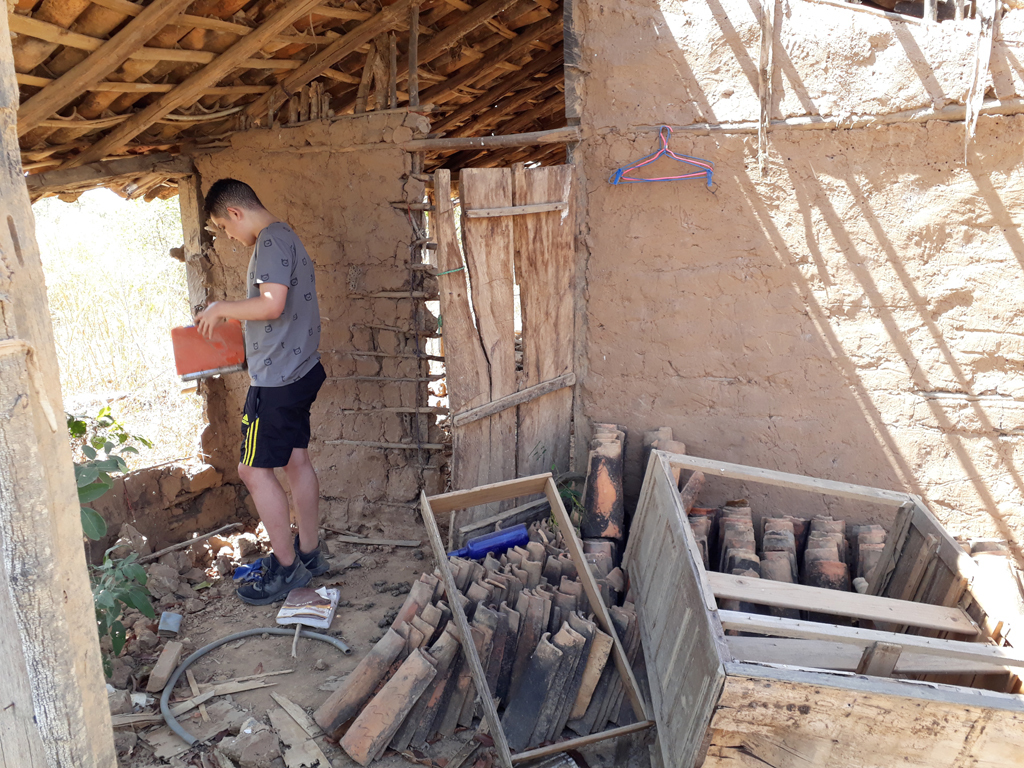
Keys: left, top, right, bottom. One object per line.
{"left": 240, "top": 361, "right": 326, "bottom": 468}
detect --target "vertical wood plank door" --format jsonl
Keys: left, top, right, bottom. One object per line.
{"left": 512, "top": 163, "right": 575, "bottom": 478}
{"left": 434, "top": 170, "right": 495, "bottom": 509}
{"left": 460, "top": 167, "right": 518, "bottom": 523}
{"left": 438, "top": 164, "right": 575, "bottom": 541}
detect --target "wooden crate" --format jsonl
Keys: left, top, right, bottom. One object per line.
{"left": 626, "top": 450, "right": 1024, "bottom": 768}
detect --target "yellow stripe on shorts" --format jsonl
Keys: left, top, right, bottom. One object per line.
{"left": 244, "top": 417, "right": 260, "bottom": 466}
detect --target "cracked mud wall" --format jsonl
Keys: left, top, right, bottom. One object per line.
{"left": 571, "top": 0, "right": 1024, "bottom": 548}
{"left": 191, "top": 113, "right": 446, "bottom": 536}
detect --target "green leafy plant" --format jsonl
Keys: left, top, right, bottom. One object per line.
{"left": 91, "top": 549, "right": 155, "bottom": 676}
{"left": 67, "top": 407, "right": 153, "bottom": 540}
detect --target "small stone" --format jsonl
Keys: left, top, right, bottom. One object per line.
{"left": 107, "top": 657, "right": 133, "bottom": 688}
{"left": 157, "top": 594, "right": 180, "bottom": 609}
{"left": 314, "top": 659, "right": 327, "bottom": 671}
{"left": 412, "top": 549, "right": 424, "bottom": 560}
{"left": 113, "top": 730, "right": 138, "bottom": 758}
{"left": 220, "top": 728, "right": 281, "bottom": 768}
{"left": 215, "top": 555, "right": 234, "bottom": 576}
{"left": 235, "top": 533, "right": 260, "bottom": 558}
{"left": 108, "top": 688, "right": 132, "bottom": 715}
{"left": 182, "top": 567, "right": 207, "bottom": 583}
{"left": 338, "top": 600, "right": 351, "bottom": 608}
{"left": 361, "top": 557, "right": 378, "bottom": 569}
{"left": 184, "top": 598, "right": 205, "bottom": 614}
{"left": 146, "top": 563, "right": 182, "bottom": 598}
{"left": 135, "top": 628, "right": 159, "bottom": 651}
{"left": 261, "top": 633, "right": 270, "bottom": 640}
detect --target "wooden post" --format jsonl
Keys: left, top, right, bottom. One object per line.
{"left": 408, "top": 3, "right": 420, "bottom": 107}
{"left": 0, "top": 11, "right": 117, "bottom": 766}
{"left": 177, "top": 173, "right": 210, "bottom": 316}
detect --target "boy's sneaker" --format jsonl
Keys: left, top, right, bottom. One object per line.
{"left": 236, "top": 554, "right": 311, "bottom": 605}
{"left": 295, "top": 534, "right": 330, "bottom": 577}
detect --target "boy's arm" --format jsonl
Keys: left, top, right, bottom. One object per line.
{"left": 195, "top": 282, "right": 287, "bottom": 338}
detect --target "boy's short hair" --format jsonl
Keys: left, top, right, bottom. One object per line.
{"left": 204, "top": 178, "right": 265, "bottom": 218}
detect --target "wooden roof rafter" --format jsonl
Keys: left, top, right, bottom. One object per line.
{"left": 10, "top": 0, "right": 567, "bottom": 197}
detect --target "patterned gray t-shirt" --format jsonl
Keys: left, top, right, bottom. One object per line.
{"left": 244, "top": 222, "right": 321, "bottom": 387}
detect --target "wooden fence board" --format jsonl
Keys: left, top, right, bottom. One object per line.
{"left": 512, "top": 163, "right": 575, "bottom": 477}
{"left": 460, "top": 167, "right": 517, "bottom": 522}
{"left": 434, "top": 170, "right": 493, "bottom": 533}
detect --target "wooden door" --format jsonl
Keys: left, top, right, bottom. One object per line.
{"left": 434, "top": 164, "right": 575, "bottom": 544}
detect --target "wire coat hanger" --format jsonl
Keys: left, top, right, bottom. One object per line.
{"left": 609, "top": 126, "right": 714, "bottom": 187}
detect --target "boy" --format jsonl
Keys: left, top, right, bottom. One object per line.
{"left": 195, "top": 178, "right": 328, "bottom": 605}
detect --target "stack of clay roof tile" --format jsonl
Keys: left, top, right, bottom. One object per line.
{"left": 314, "top": 519, "right": 641, "bottom": 765}
{"left": 688, "top": 502, "right": 888, "bottom": 617}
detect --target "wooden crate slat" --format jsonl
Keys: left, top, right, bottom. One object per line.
{"left": 708, "top": 572, "right": 979, "bottom": 636}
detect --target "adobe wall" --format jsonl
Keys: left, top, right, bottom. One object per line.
{"left": 187, "top": 112, "right": 446, "bottom": 539}
{"left": 570, "top": 0, "right": 1024, "bottom": 547}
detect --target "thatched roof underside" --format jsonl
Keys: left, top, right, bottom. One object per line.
{"left": 10, "top": 0, "right": 565, "bottom": 200}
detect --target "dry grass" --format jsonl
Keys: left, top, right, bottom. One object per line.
{"left": 34, "top": 189, "right": 206, "bottom": 470}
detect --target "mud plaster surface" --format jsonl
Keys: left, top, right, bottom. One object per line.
{"left": 572, "top": 0, "right": 1024, "bottom": 555}
{"left": 192, "top": 113, "right": 446, "bottom": 537}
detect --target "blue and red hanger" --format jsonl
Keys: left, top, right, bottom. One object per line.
{"left": 609, "top": 125, "right": 714, "bottom": 187}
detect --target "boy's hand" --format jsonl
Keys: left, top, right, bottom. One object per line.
{"left": 195, "top": 302, "right": 226, "bottom": 338}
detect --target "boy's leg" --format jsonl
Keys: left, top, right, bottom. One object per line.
{"left": 237, "top": 463, "right": 297, "bottom": 567}
{"left": 284, "top": 448, "right": 320, "bottom": 554}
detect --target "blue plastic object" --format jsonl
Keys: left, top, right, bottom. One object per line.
{"left": 447, "top": 524, "right": 530, "bottom": 560}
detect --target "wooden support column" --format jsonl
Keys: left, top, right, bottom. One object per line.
{"left": 0, "top": 11, "right": 117, "bottom": 766}
{"left": 177, "top": 174, "right": 211, "bottom": 316}
{"left": 408, "top": 2, "right": 420, "bottom": 107}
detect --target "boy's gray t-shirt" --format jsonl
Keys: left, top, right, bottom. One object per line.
{"left": 244, "top": 222, "right": 321, "bottom": 387}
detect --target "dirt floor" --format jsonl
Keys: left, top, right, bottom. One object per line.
{"left": 114, "top": 530, "right": 649, "bottom": 768}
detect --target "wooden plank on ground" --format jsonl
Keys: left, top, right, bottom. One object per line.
{"left": 512, "top": 163, "right": 575, "bottom": 478}
{"left": 460, "top": 167, "right": 517, "bottom": 521}
{"left": 709, "top": 572, "right": 978, "bottom": 635}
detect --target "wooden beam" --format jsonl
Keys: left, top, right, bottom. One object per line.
{"left": 726, "top": 636, "right": 1015, "bottom": 676}
{"left": 493, "top": 90, "right": 564, "bottom": 136}
{"left": 657, "top": 451, "right": 912, "bottom": 506}
{"left": 243, "top": 0, "right": 415, "bottom": 121}
{"left": 430, "top": 43, "right": 563, "bottom": 134}
{"left": 404, "top": 125, "right": 579, "bottom": 152}
{"left": 24, "top": 153, "right": 193, "bottom": 196}
{"left": 449, "top": 72, "right": 562, "bottom": 138}
{"left": 421, "top": 13, "right": 561, "bottom": 106}
{"left": 337, "top": 0, "right": 521, "bottom": 113}
{"left": 463, "top": 201, "right": 567, "bottom": 218}
{"left": 855, "top": 641, "right": 903, "bottom": 677}
{"left": 451, "top": 372, "right": 574, "bottom": 427}
{"left": 509, "top": 721, "right": 654, "bottom": 763}
{"left": 708, "top": 572, "right": 979, "bottom": 635}
{"left": 408, "top": 2, "right": 420, "bottom": 107}
{"left": 420, "top": 491, "right": 514, "bottom": 768}
{"left": 16, "top": 73, "right": 271, "bottom": 95}
{"left": 426, "top": 474, "right": 551, "bottom": 516}
{"left": 1, "top": 9, "right": 118, "bottom": 761}
{"left": 15, "top": 0, "right": 195, "bottom": 135}
{"left": 718, "top": 610, "right": 1024, "bottom": 667}
{"left": 60, "top": 0, "right": 327, "bottom": 169}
